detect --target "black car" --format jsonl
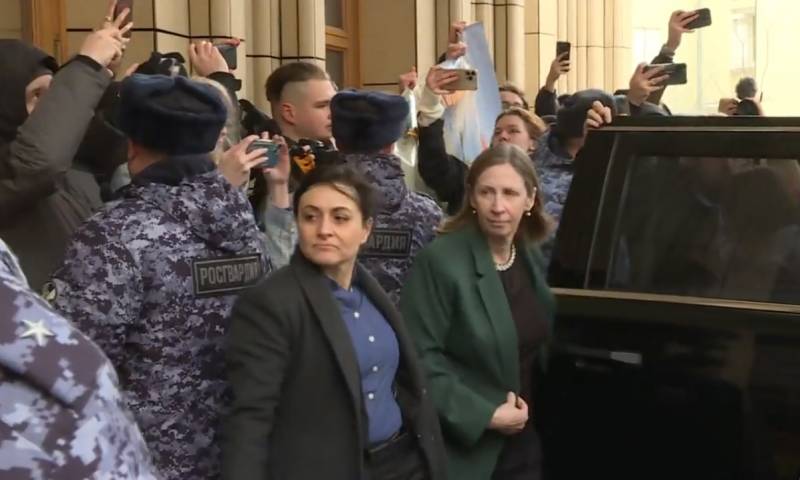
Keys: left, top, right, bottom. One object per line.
{"left": 541, "top": 116, "right": 800, "bottom": 480}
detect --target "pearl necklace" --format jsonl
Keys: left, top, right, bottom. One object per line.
{"left": 495, "top": 244, "right": 517, "bottom": 272}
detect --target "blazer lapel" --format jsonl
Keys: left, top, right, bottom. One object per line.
{"left": 467, "top": 227, "right": 520, "bottom": 392}
{"left": 290, "top": 254, "right": 365, "bottom": 434}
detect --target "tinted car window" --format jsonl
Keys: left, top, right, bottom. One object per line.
{"left": 607, "top": 156, "right": 800, "bottom": 303}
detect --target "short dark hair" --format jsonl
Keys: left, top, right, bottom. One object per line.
{"left": 292, "top": 164, "right": 378, "bottom": 223}
{"left": 265, "top": 62, "right": 328, "bottom": 103}
{"left": 735, "top": 77, "right": 757, "bottom": 100}
{"left": 498, "top": 83, "right": 529, "bottom": 110}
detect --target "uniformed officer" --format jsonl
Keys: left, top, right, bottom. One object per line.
{"left": 331, "top": 90, "right": 444, "bottom": 305}
{"left": 0, "top": 239, "right": 159, "bottom": 479}
{"left": 49, "top": 74, "right": 270, "bottom": 480}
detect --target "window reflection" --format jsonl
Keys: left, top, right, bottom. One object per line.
{"left": 610, "top": 156, "right": 800, "bottom": 303}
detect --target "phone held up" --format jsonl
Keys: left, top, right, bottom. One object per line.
{"left": 685, "top": 8, "right": 712, "bottom": 30}
{"left": 114, "top": 0, "right": 134, "bottom": 38}
{"left": 644, "top": 63, "right": 688, "bottom": 86}
{"left": 448, "top": 69, "right": 478, "bottom": 91}
{"left": 246, "top": 140, "right": 280, "bottom": 169}
{"left": 556, "top": 41, "right": 571, "bottom": 61}
{"left": 216, "top": 43, "right": 238, "bottom": 70}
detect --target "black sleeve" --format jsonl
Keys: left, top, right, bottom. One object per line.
{"left": 417, "top": 119, "right": 467, "bottom": 214}
{"left": 222, "top": 286, "right": 291, "bottom": 480}
{"left": 534, "top": 87, "right": 559, "bottom": 117}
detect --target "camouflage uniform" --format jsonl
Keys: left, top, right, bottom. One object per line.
{"left": 0, "top": 239, "right": 159, "bottom": 480}
{"left": 533, "top": 130, "right": 576, "bottom": 225}
{"left": 348, "top": 152, "right": 443, "bottom": 305}
{"left": 50, "top": 163, "right": 270, "bottom": 480}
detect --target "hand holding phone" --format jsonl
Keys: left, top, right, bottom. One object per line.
{"left": 247, "top": 139, "right": 280, "bottom": 169}
{"left": 113, "top": 0, "right": 134, "bottom": 38}
{"left": 685, "top": 8, "right": 712, "bottom": 30}
{"left": 216, "top": 42, "right": 238, "bottom": 70}
{"left": 447, "top": 69, "right": 478, "bottom": 91}
{"left": 556, "top": 41, "right": 571, "bottom": 62}
{"left": 643, "top": 63, "right": 687, "bottom": 86}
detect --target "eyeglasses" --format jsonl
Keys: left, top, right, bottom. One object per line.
{"left": 501, "top": 101, "right": 524, "bottom": 110}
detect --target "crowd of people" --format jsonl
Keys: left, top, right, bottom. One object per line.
{"left": 0, "top": 1, "right": 776, "bottom": 479}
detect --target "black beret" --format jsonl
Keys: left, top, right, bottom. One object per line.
{"left": 118, "top": 74, "right": 227, "bottom": 155}
{"left": 331, "top": 90, "right": 410, "bottom": 154}
{"left": 556, "top": 89, "right": 616, "bottom": 140}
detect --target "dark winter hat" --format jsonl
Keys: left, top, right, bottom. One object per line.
{"left": 331, "top": 90, "right": 410, "bottom": 153}
{"left": 0, "top": 40, "right": 58, "bottom": 142}
{"left": 135, "top": 51, "right": 188, "bottom": 77}
{"left": 118, "top": 74, "right": 227, "bottom": 155}
{"left": 556, "top": 88, "right": 616, "bottom": 140}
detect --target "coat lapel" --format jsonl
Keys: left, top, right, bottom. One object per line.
{"left": 466, "top": 227, "right": 520, "bottom": 392}
{"left": 290, "top": 254, "right": 365, "bottom": 436}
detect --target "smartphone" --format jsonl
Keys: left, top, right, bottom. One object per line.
{"left": 247, "top": 140, "right": 280, "bottom": 168}
{"left": 448, "top": 69, "right": 478, "bottom": 91}
{"left": 685, "top": 8, "right": 712, "bottom": 30}
{"left": 216, "top": 43, "right": 238, "bottom": 70}
{"left": 644, "top": 63, "right": 687, "bottom": 86}
{"left": 114, "top": 0, "right": 134, "bottom": 38}
{"left": 556, "top": 41, "right": 571, "bottom": 61}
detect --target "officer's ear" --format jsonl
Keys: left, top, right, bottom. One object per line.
{"left": 360, "top": 217, "right": 374, "bottom": 245}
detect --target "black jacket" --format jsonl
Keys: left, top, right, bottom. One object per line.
{"left": 223, "top": 253, "right": 448, "bottom": 480}
{"left": 0, "top": 40, "right": 110, "bottom": 289}
{"left": 417, "top": 118, "right": 468, "bottom": 215}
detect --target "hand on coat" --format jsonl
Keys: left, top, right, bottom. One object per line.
{"left": 489, "top": 392, "right": 529, "bottom": 435}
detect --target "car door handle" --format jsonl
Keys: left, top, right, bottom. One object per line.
{"left": 557, "top": 344, "right": 643, "bottom": 366}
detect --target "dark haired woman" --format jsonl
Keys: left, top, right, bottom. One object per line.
{"left": 222, "top": 164, "right": 446, "bottom": 480}
{"left": 401, "top": 144, "right": 555, "bottom": 479}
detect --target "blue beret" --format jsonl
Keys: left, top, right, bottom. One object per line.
{"left": 118, "top": 74, "right": 227, "bottom": 155}
{"left": 556, "top": 89, "right": 616, "bottom": 140}
{"left": 331, "top": 90, "right": 410, "bottom": 154}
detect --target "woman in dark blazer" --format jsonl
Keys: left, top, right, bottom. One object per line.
{"left": 401, "top": 143, "right": 555, "bottom": 480}
{"left": 222, "top": 164, "right": 447, "bottom": 480}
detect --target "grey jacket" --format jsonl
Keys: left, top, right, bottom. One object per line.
{"left": 0, "top": 53, "right": 110, "bottom": 290}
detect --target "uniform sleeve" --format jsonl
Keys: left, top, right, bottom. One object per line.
{"left": 400, "top": 252, "right": 497, "bottom": 448}
{"left": 534, "top": 87, "right": 559, "bottom": 117}
{"left": 50, "top": 226, "right": 143, "bottom": 367}
{"left": 0, "top": 59, "right": 110, "bottom": 226}
{"left": 223, "top": 286, "right": 292, "bottom": 480}
{"left": 261, "top": 204, "right": 297, "bottom": 270}
{"left": 417, "top": 119, "right": 468, "bottom": 209}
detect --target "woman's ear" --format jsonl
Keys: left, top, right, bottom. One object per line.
{"left": 361, "top": 218, "right": 374, "bottom": 245}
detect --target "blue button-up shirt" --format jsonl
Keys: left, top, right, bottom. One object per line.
{"left": 328, "top": 277, "right": 403, "bottom": 446}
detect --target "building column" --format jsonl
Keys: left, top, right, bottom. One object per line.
{"left": 523, "top": 0, "right": 557, "bottom": 102}
{"left": 586, "top": 0, "right": 604, "bottom": 89}
{"left": 248, "top": 0, "right": 281, "bottom": 111}
{"left": 494, "top": 0, "right": 525, "bottom": 88}
{"left": 472, "top": 1, "right": 494, "bottom": 60}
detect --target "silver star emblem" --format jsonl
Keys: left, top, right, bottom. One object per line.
{"left": 21, "top": 320, "right": 54, "bottom": 347}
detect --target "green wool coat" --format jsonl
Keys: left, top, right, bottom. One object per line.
{"left": 400, "top": 224, "right": 555, "bottom": 480}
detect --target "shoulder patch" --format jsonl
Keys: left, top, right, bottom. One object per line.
{"left": 360, "top": 228, "right": 412, "bottom": 259}
{"left": 192, "top": 254, "right": 264, "bottom": 297}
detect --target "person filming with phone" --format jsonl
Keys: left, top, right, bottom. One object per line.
{"left": 0, "top": 0, "right": 130, "bottom": 290}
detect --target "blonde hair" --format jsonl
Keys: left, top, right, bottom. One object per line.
{"left": 440, "top": 143, "right": 553, "bottom": 244}
{"left": 495, "top": 107, "right": 548, "bottom": 142}
{"left": 192, "top": 76, "right": 241, "bottom": 160}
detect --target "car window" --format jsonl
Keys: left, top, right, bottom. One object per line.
{"left": 606, "top": 156, "right": 800, "bottom": 303}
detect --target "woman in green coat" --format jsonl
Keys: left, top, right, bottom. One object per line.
{"left": 401, "top": 143, "right": 555, "bottom": 479}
